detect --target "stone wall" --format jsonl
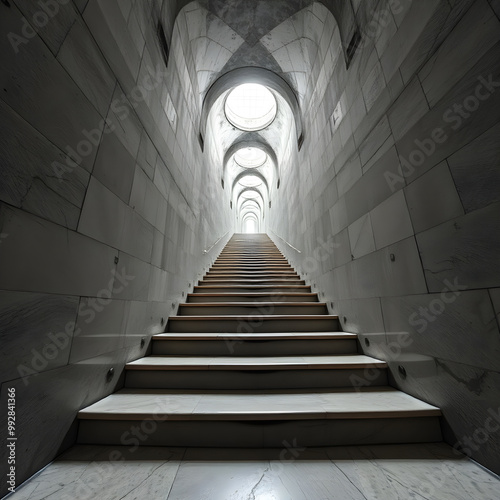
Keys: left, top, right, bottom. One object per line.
{"left": 0, "top": 0, "right": 232, "bottom": 491}
{"left": 268, "top": 0, "right": 500, "bottom": 474}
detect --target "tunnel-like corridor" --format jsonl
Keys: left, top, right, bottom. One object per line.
{"left": 1, "top": 0, "right": 500, "bottom": 498}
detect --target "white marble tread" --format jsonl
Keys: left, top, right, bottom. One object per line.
{"left": 78, "top": 387, "right": 440, "bottom": 420}
{"left": 169, "top": 314, "right": 338, "bottom": 320}
{"left": 179, "top": 302, "right": 326, "bottom": 307}
{"left": 125, "top": 354, "right": 384, "bottom": 370}
{"left": 187, "top": 292, "right": 317, "bottom": 296}
{"left": 152, "top": 332, "right": 357, "bottom": 340}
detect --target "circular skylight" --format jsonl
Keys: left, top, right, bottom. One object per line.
{"left": 225, "top": 84, "right": 277, "bottom": 131}
{"left": 240, "top": 199, "right": 260, "bottom": 211}
{"left": 238, "top": 175, "right": 262, "bottom": 188}
{"left": 241, "top": 189, "right": 262, "bottom": 201}
{"left": 234, "top": 147, "right": 267, "bottom": 168}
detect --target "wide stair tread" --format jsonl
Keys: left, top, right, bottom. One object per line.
{"left": 186, "top": 293, "right": 319, "bottom": 302}
{"left": 178, "top": 302, "right": 328, "bottom": 315}
{"left": 78, "top": 387, "right": 441, "bottom": 421}
{"left": 125, "top": 354, "right": 386, "bottom": 370}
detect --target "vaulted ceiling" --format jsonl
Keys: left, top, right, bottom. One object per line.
{"left": 165, "top": 0, "right": 350, "bottom": 231}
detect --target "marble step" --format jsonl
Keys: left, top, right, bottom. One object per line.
{"left": 212, "top": 261, "right": 291, "bottom": 265}
{"left": 186, "top": 293, "right": 319, "bottom": 303}
{"left": 198, "top": 279, "right": 307, "bottom": 286}
{"left": 210, "top": 266, "right": 295, "bottom": 271}
{"left": 177, "top": 302, "right": 328, "bottom": 316}
{"left": 77, "top": 388, "right": 442, "bottom": 447}
{"left": 210, "top": 266, "right": 293, "bottom": 271}
{"left": 123, "top": 355, "right": 388, "bottom": 389}
{"left": 222, "top": 245, "right": 277, "bottom": 248}
{"left": 205, "top": 271, "right": 299, "bottom": 277}
{"left": 219, "top": 249, "right": 285, "bottom": 259}
{"left": 151, "top": 332, "right": 358, "bottom": 356}
{"left": 167, "top": 314, "right": 340, "bottom": 333}
{"left": 193, "top": 285, "right": 312, "bottom": 293}
{"left": 206, "top": 271, "right": 298, "bottom": 277}
{"left": 215, "top": 256, "right": 288, "bottom": 260}
{"left": 203, "top": 275, "right": 303, "bottom": 281}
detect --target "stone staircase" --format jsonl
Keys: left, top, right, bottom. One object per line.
{"left": 77, "top": 233, "right": 442, "bottom": 447}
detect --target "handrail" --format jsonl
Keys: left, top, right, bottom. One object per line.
{"left": 203, "top": 230, "right": 230, "bottom": 254}
{"left": 268, "top": 229, "right": 301, "bottom": 253}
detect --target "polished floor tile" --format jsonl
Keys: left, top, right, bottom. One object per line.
{"left": 8, "top": 443, "right": 499, "bottom": 500}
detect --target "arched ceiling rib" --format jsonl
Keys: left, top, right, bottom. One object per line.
{"left": 171, "top": 1, "right": 343, "bottom": 111}
{"left": 168, "top": 1, "right": 345, "bottom": 231}
{"left": 223, "top": 138, "right": 279, "bottom": 186}
{"left": 232, "top": 171, "right": 270, "bottom": 199}
{"left": 200, "top": 67, "right": 303, "bottom": 144}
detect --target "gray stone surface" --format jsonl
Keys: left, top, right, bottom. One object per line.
{"left": 370, "top": 190, "right": 413, "bottom": 249}
{"left": 417, "top": 202, "right": 500, "bottom": 292}
{"left": 447, "top": 121, "right": 500, "bottom": 213}
{"left": 0, "top": 291, "right": 79, "bottom": 382}
{"left": 2, "top": 0, "right": 500, "bottom": 493}
{"left": 0, "top": 100, "right": 89, "bottom": 230}
{"left": 405, "top": 161, "right": 464, "bottom": 233}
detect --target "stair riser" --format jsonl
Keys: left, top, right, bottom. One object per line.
{"left": 168, "top": 318, "right": 340, "bottom": 333}
{"left": 210, "top": 268, "right": 294, "bottom": 272}
{"left": 124, "top": 368, "right": 387, "bottom": 390}
{"left": 204, "top": 275, "right": 300, "bottom": 280}
{"left": 151, "top": 339, "right": 357, "bottom": 356}
{"left": 214, "top": 264, "right": 288, "bottom": 268}
{"left": 218, "top": 255, "right": 283, "bottom": 259}
{"left": 178, "top": 305, "right": 328, "bottom": 316}
{"left": 198, "top": 280, "right": 307, "bottom": 286}
{"left": 77, "top": 417, "right": 442, "bottom": 448}
{"left": 203, "top": 271, "right": 300, "bottom": 280}
{"left": 187, "top": 295, "right": 318, "bottom": 303}
{"left": 212, "top": 263, "right": 291, "bottom": 266}
{"left": 193, "top": 286, "right": 312, "bottom": 293}
{"left": 219, "top": 250, "right": 283, "bottom": 257}
{"left": 214, "top": 260, "right": 288, "bottom": 263}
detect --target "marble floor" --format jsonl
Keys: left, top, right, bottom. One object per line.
{"left": 7, "top": 443, "right": 499, "bottom": 500}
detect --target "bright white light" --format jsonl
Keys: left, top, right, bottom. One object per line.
{"left": 243, "top": 217, "right": 257, "bottom": 233}
{"left": 225, "top": 84, "right": 277, "bottom": 131}
{"left": 235, "top": 147, "right": 267, "bottom": 168}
